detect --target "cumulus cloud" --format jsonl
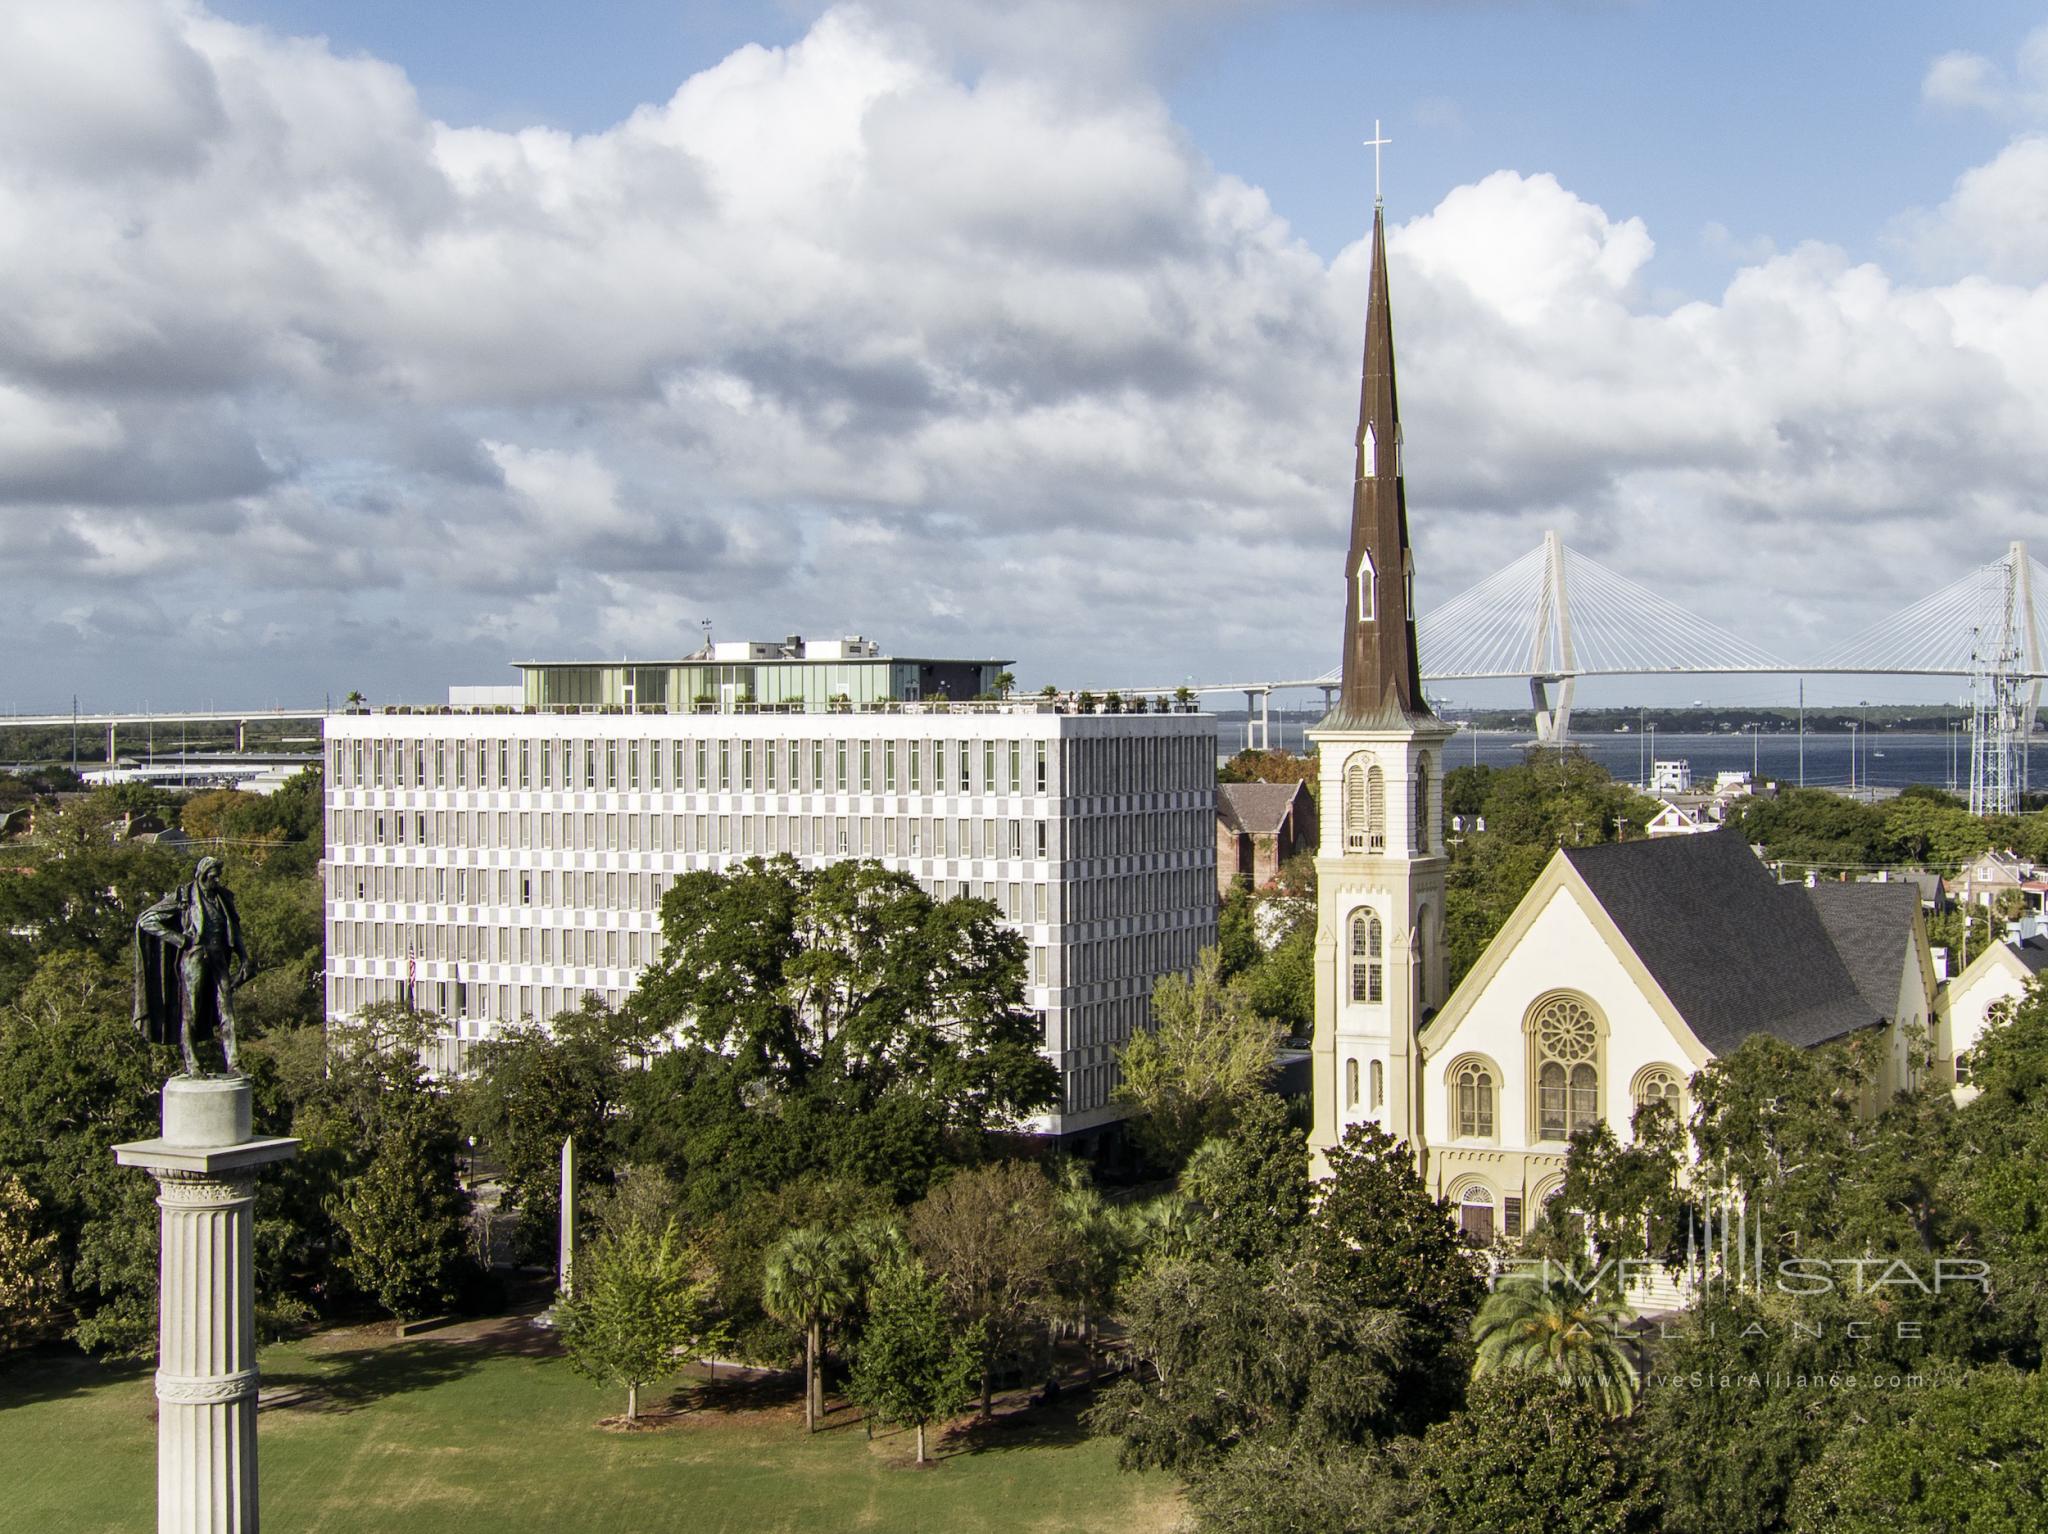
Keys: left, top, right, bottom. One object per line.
{"left": 1922, "top": 26, "right": 2048, "bottom": 121}
{"left": 5, "top": 2, "right": 2048, "bottom": 711}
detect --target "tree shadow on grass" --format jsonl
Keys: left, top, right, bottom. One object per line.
{"left": 0, "top": 1347, "right": 149, "bottom": 1414}
{"left": 258, "top": 1341, "right": 481, "bottom": 1415}
{"left": 664, "top": 1369, "right": 804, "bottom": 1421}
{"left": 945, "top": 1392, "right": 1095, "bottom": 1457}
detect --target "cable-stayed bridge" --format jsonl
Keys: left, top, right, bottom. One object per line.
{"left": 1111, "top": 533, "right": 2048, "bottom": 811}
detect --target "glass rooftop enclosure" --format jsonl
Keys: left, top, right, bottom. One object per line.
{"left": 514, "top": 636, "right": 1011, "bottom": 713}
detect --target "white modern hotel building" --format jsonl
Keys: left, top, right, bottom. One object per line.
{"left": 322, "top": 643, "right": 1218, "bottom": 1136}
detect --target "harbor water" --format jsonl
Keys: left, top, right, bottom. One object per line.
{"left": 1214, "top": 715, "right": 2036, "bottom": 797}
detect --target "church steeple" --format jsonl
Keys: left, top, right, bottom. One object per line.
{"left": 1332, "top": 201, "right": 1430, "bottom": 726}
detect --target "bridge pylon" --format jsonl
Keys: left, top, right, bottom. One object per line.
{"left": 1528, "top": 532, "right": 1577, "bottom": 743}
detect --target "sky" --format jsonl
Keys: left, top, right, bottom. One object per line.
{"left": 5, "top": 0, "right": 2048, "bottom": 714}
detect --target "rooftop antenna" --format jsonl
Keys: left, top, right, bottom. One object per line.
{"left": 1364, "top": 118, "right": 1392, "bottom": 206}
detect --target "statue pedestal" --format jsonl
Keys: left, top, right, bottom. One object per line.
{"left": 115, "top": 1078, "right": 298, "bottom": 1534}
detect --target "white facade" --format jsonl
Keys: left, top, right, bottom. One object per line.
{"left": 1649, "top": 759, "right": 1692, "bottom": 793}
{"left": 1937, "top": 939, "right": 2047, "bottom": 1105}
{"left": 1307, "top": 713, "right": 1455, "bottom": 1173}
{"left": 321, "top": 707, "right": 1217, "bottom": 1135}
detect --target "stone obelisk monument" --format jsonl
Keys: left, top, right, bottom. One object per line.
{"left": 121, "top": 862, "right": 297, "bottom": 1532}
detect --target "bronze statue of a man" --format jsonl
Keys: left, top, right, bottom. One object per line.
{"left": 135, "top": 856, "right": 254, "bottom": 1077}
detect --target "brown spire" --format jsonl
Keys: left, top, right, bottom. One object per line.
{"left": 1331, "top": 201, "right": 1430, "bottom": 727}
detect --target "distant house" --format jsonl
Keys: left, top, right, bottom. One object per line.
{"left": 1958, "top": 850, "right": 2032, "bottom": 910}
{"left": 1644, "top": 800, "right": 1709, "bottom": 838}
{"left": 1938, "top": 935, "right": 2048, "bottom": 1104}
{"left": 1858, "top": 867, "right": 1948, "bottom": 914}
{"left": 1215, "top": 781, "right": 1318, "bottom": 898}
{"left": 106, "top": 810, "right": 169, "bottom": 843}
{"left": 0, "top": 805, "right": 33, "bottom": 842}
{"left": 1649, "top": 759, "right": 1693, "bottom": 794}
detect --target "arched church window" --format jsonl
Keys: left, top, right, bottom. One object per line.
{"left": 1370, "top": 1059, "right": 1385, "bottom": 1110}
{"left": 1345, "top": 1057, "right": 1360, "bottom": 1110}
{"left": 1355, "top": 547, "right": 1376, "bottom": 622}
{"left": 1532, "top": 994, "right": 1601, "bottom": 1140}
{"left": 1456, "top": 1183, "right": 1495, "bottom": 1245}
{"left": 1349, "top": 912, "right": 1384, "bottom": 1004}
{"left": 1634, "top": 1066, "right": 1682, "bottom": 1111}
{"left": 1363, "top": 422, "right": 1377, "bottom": 476}
{"left": 1453, "top": 1058, "right": 1495, "bottom": 1139}
{"left": 1344, "top": 760, "right": 1386, "bottom": 854}
{"left": 1414, "top": 754, "right": 1433, "bottom": 853}
{"left": 1367, "top": 766, "right": 1385, "bottom": 851}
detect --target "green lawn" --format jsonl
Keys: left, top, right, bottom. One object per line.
{"left": 0, "top": 1327, "right": 1181, "bottom": 1534}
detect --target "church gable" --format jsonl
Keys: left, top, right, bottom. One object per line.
{"left": 1419, "top": 867, "right": 1706, "bottom": 1161}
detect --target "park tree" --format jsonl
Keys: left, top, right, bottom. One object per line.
{"left": 557, "top": 1218, "right": 722, "bottom": 1422}
{"left": 0, "top": 949, "right": 173, "bottom": 1355}
{"left": 1177, "top": 1090, "right": 1311, "bottom": 1266}
{"left": 848, "top": 1259, "right": 981, "bottom": 1464}
{"left": 1406, "top": 1372, "right": 1654, "bottom": 1534}
{"left": 1091, "top": 1251, "right": 1414, "bottom": 1474}
{"left": 1306, "top": 1122, "right": 1482, "bottom": 1319}
{"left": 1181, "top": 1440, "right": 1404, "bottom": 1534}
{"left": 1217, "top": 748, "right": 1318, "bottom": 786}
{"left": 0, "top": 798, "right": 188, "bottom": 999}
{"left": 1442, "top": 834, "right": 1552, "bottom": 990}
{"left": 762, "top": 1225, "right": 860, "bottom": 1432}
{"left": 0, "top": 1174, "right": 63, "bottom": 1352}
{"left": 1115, "top": 947, "right": 1283, "bottom": 1167}
{"left": 908, "top": 1160, "right": 1075, "bottom": 1417}
{"left": 1785, "top": 1367, "right": 2048, "bottom": 1534}
{"left": 1300, "top": 1122, "right": 1483, "bottom": 1432}
{"left": 1726, "top": 788, "right": 1893, "bottom": 874}
{"left": 1548, "top": 1102, "right": 1688, "bottom": 1270}
{"left": 699, "top": 1175, "right": 895, "bottom": 1364}
{"left": 1689, "top": 1035, "right": 1865, "bottom": 1258}
{"left": 460, "top": 998, "right": 644, "bottom": 1262}
{"left": 336, "top": 1089, "right": 469, "bottom": 1330}
{"left": 632, "top": 857, "right": 1055, "bottom": 1200}
{"left": 1640, "top": 1285, "right": 1980, "bottom": 1534}
{"left": 327, "top": 1007, "right": 470, "bottom": 1330}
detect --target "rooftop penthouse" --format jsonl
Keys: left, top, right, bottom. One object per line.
{"left": 501, "top": 635, "right": 1011, "bottom": 713}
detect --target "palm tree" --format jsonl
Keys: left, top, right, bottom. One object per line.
{"left": 1049, "top": 1163, "right": 1129, "bottom": 1380}
{"left": 762, "top": 1226, "right": 856, "bottom": 1432}
{"left": 1471, "top": 1261, "right": 1643, "bottom": 1418}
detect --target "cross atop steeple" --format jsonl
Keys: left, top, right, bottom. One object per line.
{"left": 1364, "top": 119, "right": 1392, "bottom": 205}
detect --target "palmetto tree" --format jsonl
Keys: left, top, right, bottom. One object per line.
{"left": 1472, "top": 1261, "right": 1644, "bottom": 1418}
{"left": 762, "top": 1225, "right": 858, "bottom": 1432}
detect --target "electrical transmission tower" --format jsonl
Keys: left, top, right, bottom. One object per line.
{"left": 1967, "top": 542, "right": 2040, "bottom": 817}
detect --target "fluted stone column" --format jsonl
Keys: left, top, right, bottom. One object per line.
{"left": 116, "top": 1078, "right": 298, "bottom": 1534}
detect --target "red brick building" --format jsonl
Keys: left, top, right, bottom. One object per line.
{"left": 1215, "top": 781, "right": 1318, "bottom": 898}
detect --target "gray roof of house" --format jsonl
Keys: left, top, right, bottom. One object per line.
{"left": 1562, "top": 828, "right": 1913, "bottom": 1054}
{"left": 1217, "top": 782, "right": 1310, "bottom": 837}
{"left": 2009, "top": 936, "right": 2048, "bottom": 975}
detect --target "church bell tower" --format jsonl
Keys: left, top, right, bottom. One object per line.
{"left": 1308, "top": 194, "right": 1454, "bottom": 1174}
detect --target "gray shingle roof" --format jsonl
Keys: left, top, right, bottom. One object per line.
{"left": 1804, "top": 881, "right": 1920, "bottom": 1021}
{"left": 2010, "top": 936, "right": 2048, "bottom": 976}
{"left": 1217, "top": 782, "right": 1309, "bottom": 837}
{"left": 1562, "top": 828, "right": 1911, "bottom": 1054}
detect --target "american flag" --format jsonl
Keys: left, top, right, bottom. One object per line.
{"left": 406, "top": 946, "right": 417, "bottom": 1010}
